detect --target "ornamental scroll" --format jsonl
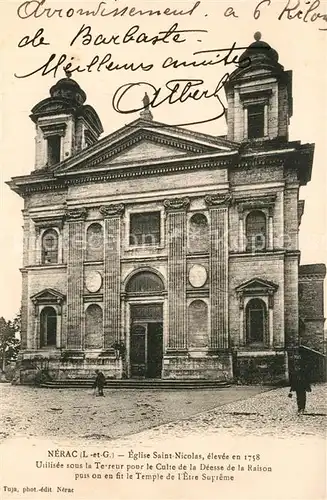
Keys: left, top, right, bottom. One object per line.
{"left": 204, "top": 193, "right": 233, "bottom": 208}
{"left": 65, "top": 207, "right": 87, "bottom": 221}
{"left": 99, "top": 204, "right": 125, "bottom": 218}
{"left": 164, "top": 197, "right": 190, "bottom": 212}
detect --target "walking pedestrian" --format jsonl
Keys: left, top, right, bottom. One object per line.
{"left": 93, "top": 369, "right": 106, "bottom": 397}
{"left": 289, "top": 365, "right": 311, "bottom": 414}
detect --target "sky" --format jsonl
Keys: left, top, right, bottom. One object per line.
{"left": 0, "top": 0, "right": 326, "bottom": 320}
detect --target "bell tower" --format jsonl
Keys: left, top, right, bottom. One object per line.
{"left": 225, "top": 32, "right": 293, "bottom": 143}
{"left": 30, "top": 73, "right": 103, "bottom": 170}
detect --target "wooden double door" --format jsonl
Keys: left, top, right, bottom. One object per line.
{"left": 130, "top": 304, "right": 163, "bottom": 378}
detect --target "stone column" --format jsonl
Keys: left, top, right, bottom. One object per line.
{"left": 238, "top": 293, "right": 245, "bottom": 347}
{"left": 100, "top": 204, "right": 124, "bottom": 350}
{"left": 21, "top": 270, "right": 28, "bottom": 350}
{"left": 56, "top": 304, "right": 62, "bottom": 349}
{"left": 264, "top": 104, "right": 268, "bottom": 136}
{"left": 205, "top": 193, "right": 231, "bottom": 351}
{"left": 238, "top": 216, "right": 244, "bottom": 252}
{"left": 268, "top": 206, "right": 274, "bottom": 250}
{"left": 66, "top": 208, "right": 87, "bottom": 350}
{"left": 164, "top": 197, "right": 189, "bottom": 353}
{"left": 32, "top": 301, "right": 39, "bottom": 350}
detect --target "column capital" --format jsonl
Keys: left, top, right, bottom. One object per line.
{"left": 99, "top": 203, "right": 125, "bottom": 218}
{"left": 66, "top": 207, "right": 87, "bottom": 221}
{"left": 205, "top": 193, "right": 232, "bottom": 208}
{"left": 164, "top": 197, "right": 190, "bottom": 212}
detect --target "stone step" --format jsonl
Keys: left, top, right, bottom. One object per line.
{"left": 40, "top": 379, "right": 231, "bottom": 389}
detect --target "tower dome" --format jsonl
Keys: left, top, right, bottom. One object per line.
{"left": 49, "top": 72, "right": 86, "bottom": 106}
{"left": 239, "top": 32, "right": 279, "bottom": 66}
{"left": 30, "top": 71, "right": 103, "bottom": 169}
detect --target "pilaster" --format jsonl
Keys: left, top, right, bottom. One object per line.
{"left": 21, "top": 269, "right": 28, "bottom": 350}
{"left": 164, "top": 197, "right": 189, "bottom": 353}
{"left": 66, "top": 208, "right": 86, "bottom": 349}
{"left": 205, "top": 194, "right": 231, "bottom": 350}
{"left": 100, "top": 204, "right": 124, "bottom": 350}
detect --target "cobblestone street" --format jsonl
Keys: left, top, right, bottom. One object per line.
{"left": 1, "top": 383, "right": 326, "bottom": 500}
{"left": 0, "top": 383, "right": 325, "bottom": 443}
{"left": 117, "top": 383, "right": 327, "bottom": 447}
{"left": 0, "top": 384, "right": 266, "bottom": 442}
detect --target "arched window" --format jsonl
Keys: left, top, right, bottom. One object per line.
{"left": 41, "top": 229, "right": 58, "bottom": 264}
{"left": 246, "top": 210, "right": 267, "bottom": 252}
{"left": 85, "top": 304, "right": 103, "bottom": 349}
{"left": 126, "top": 271, "right": 164, "bottom": 294}
{"left": 246, "top": 298, "right": 266, "bottom": 344}
{"left": 188, "top": 213, "right": 209, "bottom": 253}
{"left": 188, "top": 300, "right": 208, "bottom": 348}
{"left": 40, "top": 306, "right": 57, "bottom": 347}
{"left": 86, "top": 223, "right": 103, "bottom": 261}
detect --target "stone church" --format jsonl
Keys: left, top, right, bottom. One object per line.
{"left": 8, "top": 34, "right": 326, "bottom": 384}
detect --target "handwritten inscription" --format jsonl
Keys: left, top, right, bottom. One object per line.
{"left": 112, "top": 76, "right": 230, "bottom": 127}
{"left": 13, "top": 0, "right": 327, "bottom": 128}
{"left": 17, "top": 0, "right": 201, "bottom": 19}
{"left": 69, "top": 23, "right": 207, "bottom": 47}
{"left": 278, "top": 0, "right": 327, "bottom": 30}
{"left": 14, "top": 53, "right": 154, "bottom": 78}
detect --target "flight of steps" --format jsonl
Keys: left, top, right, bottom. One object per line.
{"left": 40, "top": 378, "right": 231, "bottom": 390}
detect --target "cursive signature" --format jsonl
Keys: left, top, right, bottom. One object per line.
{"left": 112, "top": 76, "right": 231, "bottom": 127}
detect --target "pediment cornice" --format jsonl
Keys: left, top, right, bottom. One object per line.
{"left": 31, "top": 288, "right": 66, "bottom": 305}
{"left": 235, "top": 278, "right": 278, "bottom": 294}
{"left": 9, "top": 155, "right": 236, "bottom": 195}
{"left": 54, "top": 125, "right": 238, "bottom": 176}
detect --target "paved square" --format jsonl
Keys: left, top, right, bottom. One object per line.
{"left": 0, "top": 384, "right": 266, "bottom": 441}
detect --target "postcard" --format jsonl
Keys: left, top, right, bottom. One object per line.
{"left": 0, "top": 0, "right": 326, "bottom": 499}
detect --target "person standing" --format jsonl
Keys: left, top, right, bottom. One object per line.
{"left": 93, "top": 369, "right": 106, "bottom": 397}
{"left": 289, "top": 366, "right": 311, "bottom": 414}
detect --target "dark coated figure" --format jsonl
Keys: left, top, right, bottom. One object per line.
{"left": 93, "top": 369, "right": 106, "bottom": 396}
{"left": 289, "top": 365, "right": 311, "bottom": 414}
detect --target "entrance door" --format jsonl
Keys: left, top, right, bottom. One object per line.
{"left": 130, "top": 304, "right": 163, "bottom": 378}
{"left": 130, "top": 324, "right": 146, "bottom": 378}
{"left": 147, "top": 323, "right": 163, "bottom": 378}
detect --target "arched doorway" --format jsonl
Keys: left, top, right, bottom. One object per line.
{"left": 126, "top": 271, "right": 164, "bottom": 378}
{"left": 40, "top": 306, "right": 57, "bottom": 347}
{"left": 246, "top": 298, "right": 266, "bottom": 345}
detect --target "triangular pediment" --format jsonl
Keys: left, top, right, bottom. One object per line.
{"left": 235, "top": 278, "right": 278, "bottom": 294}
{"left": 31, "top": 288, "right": 66, "bottom": 304}
{"left": 53, "top": 118, "right": 239, "bottom": 177}
{"left": 107, "top": 139, "right": 188, "bottom": 164}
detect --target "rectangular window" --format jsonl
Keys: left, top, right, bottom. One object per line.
{"left": 129, "top": 212, "right": 161, "bottom": 246}
{"left": 47, "top": 135, "right": 61, "bottom": 166}
{"left": 247, "top": 105, "right": 265, "bottom": 139}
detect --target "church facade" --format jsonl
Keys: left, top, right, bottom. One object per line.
{"left": 9, "top": 35, "right": 324, "bottom": 384}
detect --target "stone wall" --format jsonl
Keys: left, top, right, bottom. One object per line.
{"left": 299, "top": 264, "right": 326, "bottom": 352}
{"left": 229, "top": 254, "right": 285, "bottom": 347}
{"left": 233, "top": 351, "right": 287, "bottom": 385}
{"left": 162, "top": 353, "right": 233, "bottom": 380}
